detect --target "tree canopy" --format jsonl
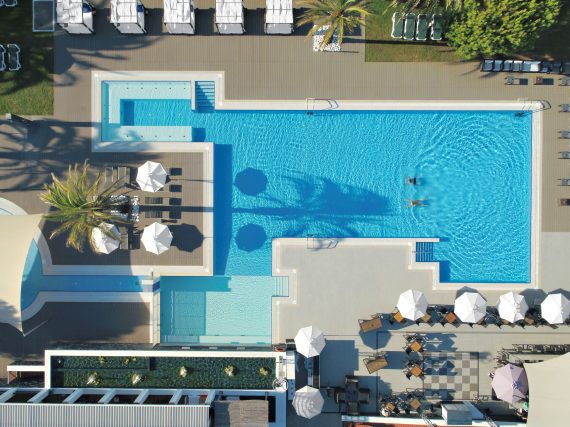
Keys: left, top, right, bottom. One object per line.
{"left": 447, "top": 0, "right": 561, "bottom": 59}
{"left": 389, "top": 0, "right": 464, "bottom": 12}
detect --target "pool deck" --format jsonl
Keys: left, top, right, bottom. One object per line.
{"left": 0, "top": 2, "right": 569, "bottom": 424}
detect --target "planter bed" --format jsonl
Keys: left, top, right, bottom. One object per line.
{"left": 51, "top": 356, "right": 275, "bottom": 390}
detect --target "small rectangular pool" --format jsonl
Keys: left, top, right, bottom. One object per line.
{"left": 160, "top": 276, "right": 284, "bottom": 345}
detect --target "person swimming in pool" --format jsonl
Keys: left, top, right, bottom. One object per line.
{"left": 406, "top": 176, "right": 418, "bottom": 185}
{"left": 406, "top": 199, "right": 427, "bottom": 207}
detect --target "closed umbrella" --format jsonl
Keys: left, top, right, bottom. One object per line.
{"left": 497, "top": 292, "right": 529, "bottom": 323}
{"left": 136, "top": 161, "right": 167, "bottom": 192}
{"left": 541, "top": 293, "right": 570, "bottom": 325}
{"left": 141, "top": 222, "right": 173, "bottom": 255}
{"left": 91, "top": 222, "right": 120, "bottom": 254}
{"left": 292, "top": 386, "right": 324, "bottom": 419}
{"left": 492, "top": 363, "right": 528, "bottom": 403}
{"left": 397, "top": 289, "right": 428, "bottom": 321}
{"left": 454, "top": 292, "right": 487, "bottom": 323}
{"left": 294, "top": 326, "right": 326, "bottom": 358}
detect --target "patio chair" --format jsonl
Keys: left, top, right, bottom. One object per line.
{"left": 0, "top": 45, "right": 5, "bottom": 72}
{"left": 415, "top": 14, "right": 428, "bottom": 41}
{"left": 7, "top": 44, "right": 20, "bottom": 71}
{"left": 430, "top": 14, "right": 442, "bottom": 41}
{"left": 559, "top": 151, "right": 570, "bottom": 159}
{"left": 346, "top": 400, "right": 360, "bottom": 416}
{"left": 559, "top": 178, "right": 570, "bottom": 186}
{"left": 562, "top": 104, "right": 570, "bottom": 113}
{"left": 391, "top": 12, "right": 404, "bottom": 39}
{"left": 363, "top": 355, "right": 388, "bottom": 373}
{"left": 403, "top": 13, "right": 415, "bottom": 41}
{"left": 481, "top": 59, "right": 494, "bottom": 72}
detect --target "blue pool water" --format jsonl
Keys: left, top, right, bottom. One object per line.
{"left": 21, "top": 241, "right": 145, "bottom": 309}
{"left": 160, "top": 276, "right": 281, "bottom": 344}
{"left": 102, "top": 81, "right": 533, "bottom": 283}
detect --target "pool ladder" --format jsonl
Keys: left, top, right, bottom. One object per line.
{"left": 306, "top": 234, "right": 338, "bottom": 250}
{"left": 515, "top": 99, "right": 551, "bottom": 117}
{"left": 306, "top": 98, "right": 340, "bottom": 115}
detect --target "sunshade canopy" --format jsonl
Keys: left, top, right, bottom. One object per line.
{"left": 454, "top": 292, "right": 487, "bottom": 323}
{"left": 0, "top": 214, "right": 42, "bottom": 332}
{"left": 540, "top": 293, "right": 570, "bottom": 325}
{"left": 492, "top": 363, "right": 528, "bottom": 403}
{"left": 294, "top": 326, "right": 326, "bottom": 358}
{"left": 292, "top": 386, "right": 324, "bottom": 419}
{"left": 137, "top": 161, "right": 168, "bottom": 192}
{"left": 91, "top": 222, "right": 121, "bottom": 254}
{"left": 497, "top": 291, "right": 529, "bottom": 323}
{"left": 397, "top": 289, "right": 428, "bottom": 321}
{"left": 525, "top": 352, "right": 570, "bottom": 427}
{"left": 141, "top": 222, "right": 173, "bottom": 255}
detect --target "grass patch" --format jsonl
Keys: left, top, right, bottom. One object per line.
{"left": 0, "top": 1, "right": 53, "bottom": 115}
{"left": 365, "top": 0, "right": 460, "bottom": 62}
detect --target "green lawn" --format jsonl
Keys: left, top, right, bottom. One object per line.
{"left": 0, "top": 1, "right": 53, "bottom": 115}
{"left": 365, "top": 0, "right": 461, "bottom": 62}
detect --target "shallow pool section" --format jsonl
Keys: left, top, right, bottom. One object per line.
{"left": 21, "top": 241, "right": 145, "bottom": 309}
{"left": 102, "top": 80, "right": 533, "bottom": 283}
{"left": 160, "top": 276, "right": 286, "bottom": 345}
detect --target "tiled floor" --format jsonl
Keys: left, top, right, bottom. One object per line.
{"left": 423, "top": 351, "right": 479, "bottom": 401}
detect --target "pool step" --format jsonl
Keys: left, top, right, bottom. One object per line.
{"left": 415, "top": 242, "right": 434, "bottom": 262}
{"left": 273, "top": 277, "right": 289, "bottom": 297}
{"left": 194, "top": 81, "right": 215, "bottom": 112}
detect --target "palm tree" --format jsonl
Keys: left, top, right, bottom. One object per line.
{"left": 389, "top": 0, "right": 464, "bottom": 12}
{"left": 40, "top": 162, "right": 131, "bottom": 252}
{"left": 298, "top": 0, "right": 371, "bottom": 51}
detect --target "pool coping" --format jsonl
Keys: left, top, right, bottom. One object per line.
{"left": 90, "top": 72, "right": 542, "bottom": 343}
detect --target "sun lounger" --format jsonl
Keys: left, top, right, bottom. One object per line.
{"left": 430, "top": 13, "right": 442, "bottom": 41}
{"left": 7, "top": 44, "right": 20, "bottom": 71}
{"left": 503, "top": 60, "right": 513, "bottom": 72}
{"left": 512, "top": 60, "right": 523, "bottom": 72}
{"left": 559, "top": 199, "right": 570, "bottom": 206}
{"left": 558, "top": 151, "right": 570, "bottom": 159}
{"left": 522, "top": 60, "right": 541, "bottom": 72}
{"left": 505, "top": 76, "right": 515, "bottom": 85}
{"left": 415, "top": 14, "right": 427, "bottom": 41}
{"left": 562, "top": 61, "right": 570, "bottom": 75}
{"left": 561, "top": 77, "right": 570, "bottom": 86}
{"left": 0, "top": 45, "right": 5, "bottom": 72}
{"left": 541, "top": 61, "right": 552, "bottom": 73}
{"left": 145, "top": 197, "right": 164, "bottom": 205}
{"left": 144, "top": 209, "right": 163, "bottom": 219}
{"left": 492, "top": 60, "right": 503, "bottom": 72}
{"left": 4, "top": 0, "right": 17, "bottom": 6}
{"left": 391, "top": 12, "right": 404, "bottom": 39}
{"left": 481, "top": 59, "right": 493, "bottom": 72}
{"left": 561, "top": 131, "right": 570, "bottom": 139}
{"left": 403, "top": 13, "right": 415, "bottom": 41}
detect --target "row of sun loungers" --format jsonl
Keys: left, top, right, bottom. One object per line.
{"left": 482, "top": 59, "right": 570, "bottom": 74}
{"left": 0, "top": 0, "right": 18, "bottom": 6}
{"left": 391, "top": 12, "right": 442, "bottom": 42}
{"left": 0, "top": 44, "right": 21, "bottom": 72}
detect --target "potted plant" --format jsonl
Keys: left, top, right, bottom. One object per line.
{"left": 131, "top": 373, "right": 143, "bottom": 385}
{"left": 86, "top": 372, "right": 101, "bottom": 386}
{"left": 224, "top": 365, "right": 237, "bottom": 377}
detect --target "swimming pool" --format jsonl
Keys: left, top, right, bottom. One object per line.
{"left": 101, "top": 81, "right": 533, "bottom": 283}
{"left": 160, "top": 276, "right": 283, "bottom": 345}
{"left": 21, "top": 241, "right": 145, "bottom": 310}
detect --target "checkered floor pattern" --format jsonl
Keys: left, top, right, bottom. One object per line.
{"left": 423, "top": 352, "right": 479, "bottom": 400}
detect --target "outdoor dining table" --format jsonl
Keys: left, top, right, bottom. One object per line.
{"left": 409, "top": 340, "right": 423, "bottom": 353}
{"left": 444, "top": 311, "right": 458, "bottom": 324}
{"left": 410, "top": 398, "right": 422, "bottom": 411}
{"left": 410, "top": 364, "right": 423, "bottom": 377}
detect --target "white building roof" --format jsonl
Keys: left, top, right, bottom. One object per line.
{"left": 164, "top": 0, "right": 193, "bottom": 24}
{"left": 266, "top": 0, "right": 293, "bottom": 24}
{"left": 215, "top": 0, "right": 243, "bottom": 24}
{"left": 56, "top": 0, "right": 85, "bottom": 25}
{"left": 111, "top": 0, "right": 140, "bottom": 24}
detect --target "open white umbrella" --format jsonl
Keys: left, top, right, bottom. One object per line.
{"left": 294, "top": 326, "right": 326, "bottom": 358}
{"left": 141, "top": 222, "right": 173, "bottom": 255}
{"left": 136, "top": 161, "right": 167, "bottom": 192}
{"left": 492, "top": 363, "right": 528, "bottom": 403}
{"left": 397, "top": 289, "right": 428, "bottom": 321}
{"left": 91, "top": 222, "right": 120, "bottom": 254}
{"left": 541, "top": 293, "right": 570, "bottom": 325}
{"left": 454, "top": 292, "right": 487, "bottom": 323}
{"left": 497, "top": 292, "right": 529, "bottom": 323}
{"left": 292, "top": 386, "right": 324, "bottom": 419}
